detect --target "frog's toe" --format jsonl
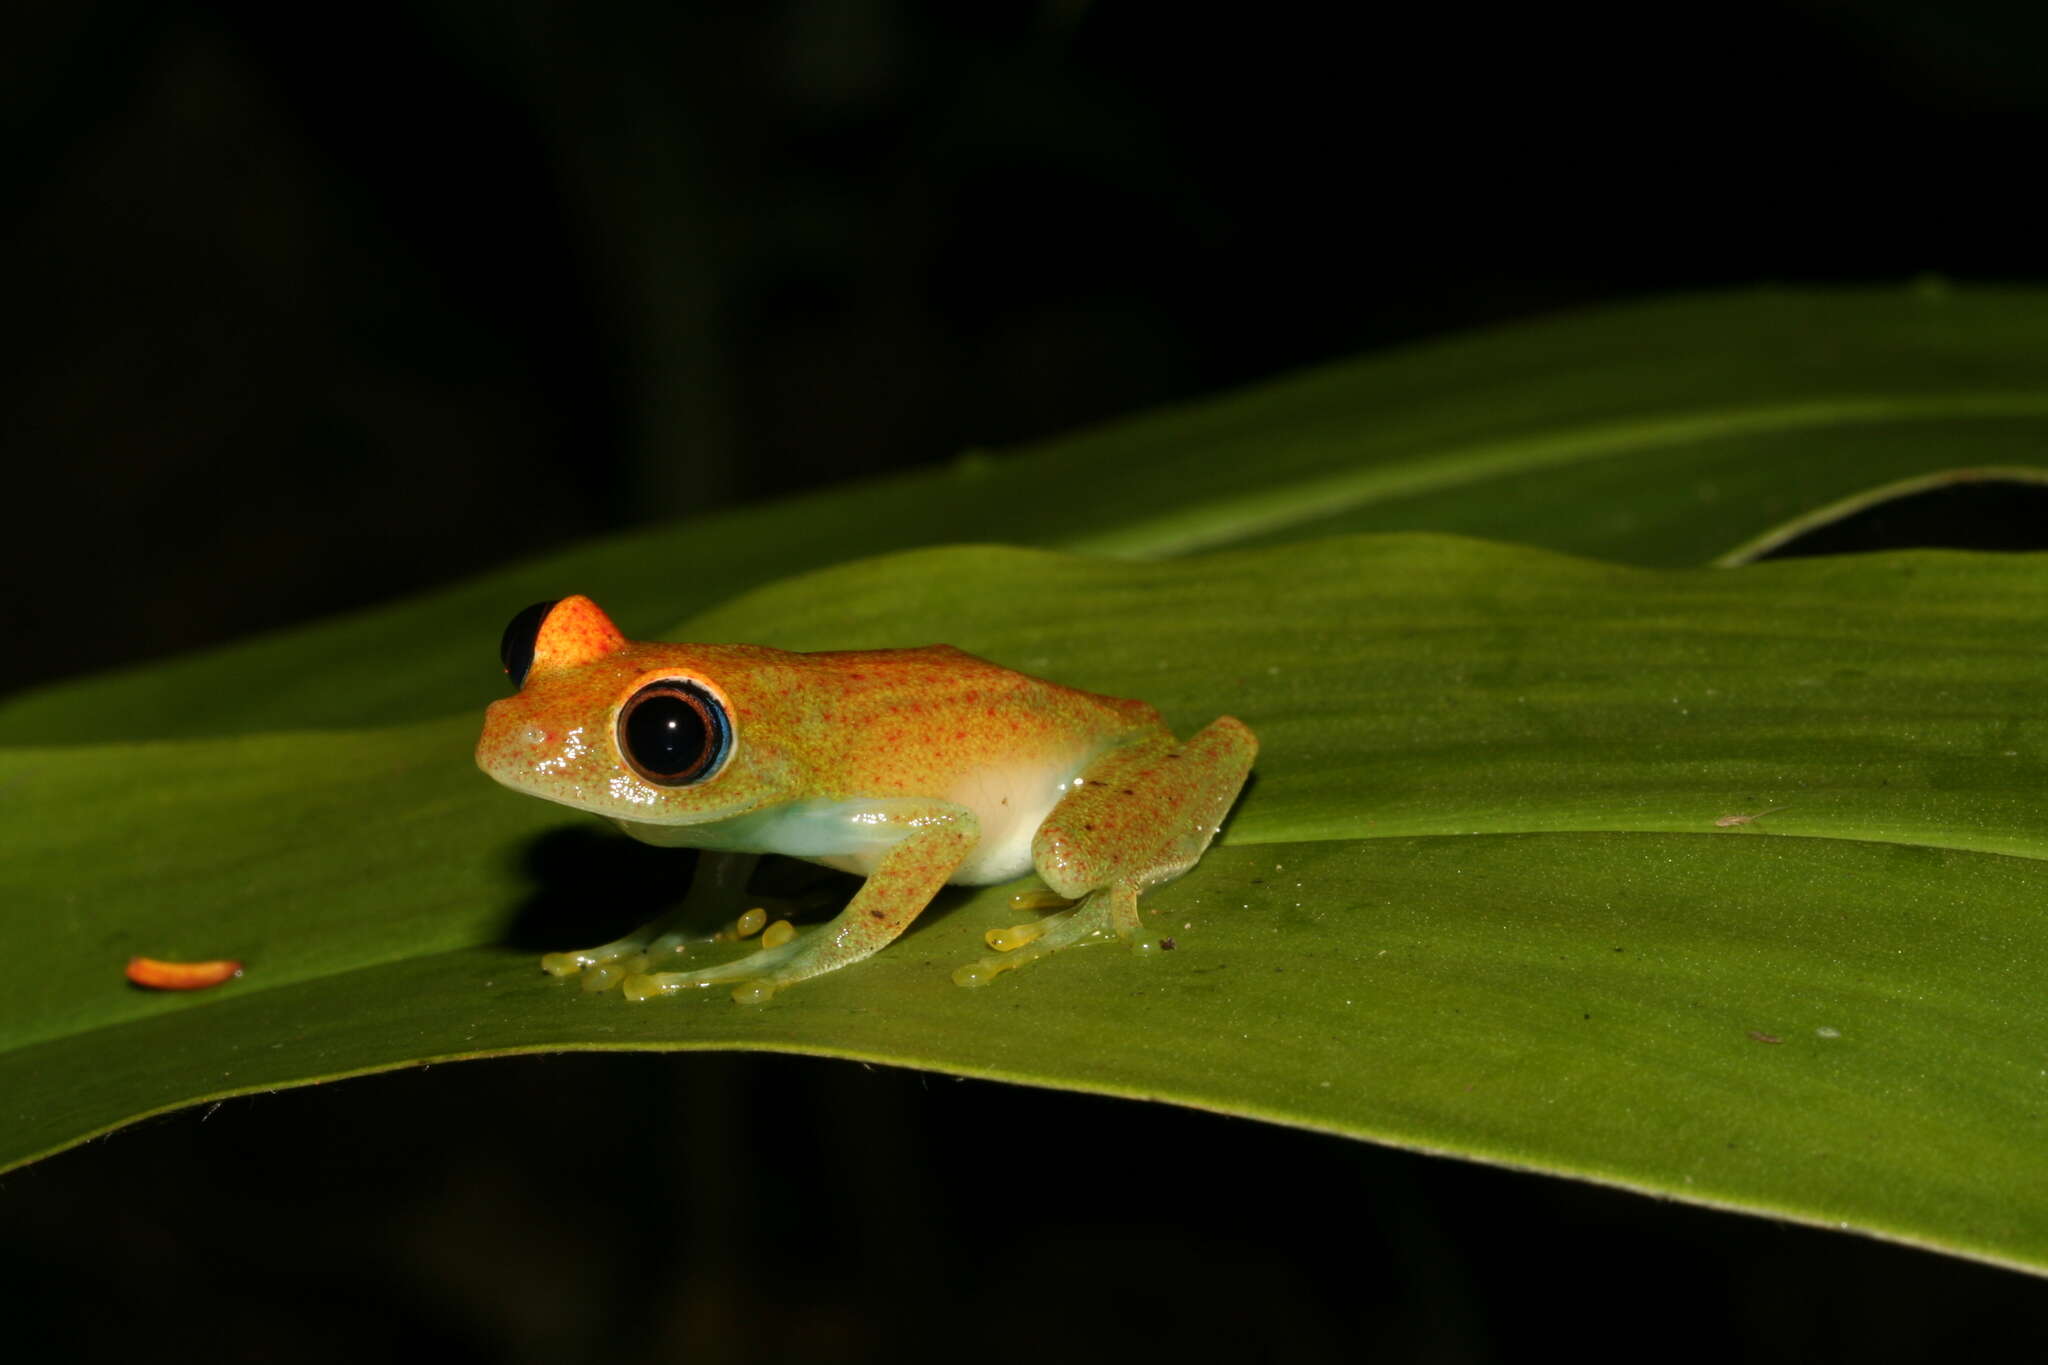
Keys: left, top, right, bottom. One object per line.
{"left": 620, "top": 933, "right": 808, "bottom": 1004}
{"left": 983, "top": 919, "right": 1049, "bottom": 952}
{"left": 622, "top": 969, "right": 783, "bottom": 1006}
{"left": 543, "top": 915, "right": 717, "bottom": 983}
{"left": 952, "top": 931, "right": 1073, "bottom": 987}
{"left": 1007, "top": 888, "right": 1077, "bottom": 914}
{"left": 578, "top": 955, "right": 648, "bottom": 992}
{"left": 951, "top": 954, "right": 1025, "bottom": 987}
{"left": 953, "top": 884, "right": 1149, "bottom": 987}
{"left": 540, "top": 948, "right": 596, "bottom": 978}
{"left": 968, "top": 888, "right": 1079, "bottom": 956}
{"left": 729, "top": 978, "right": 782, "bottom": 1006}
{"left": 540, "top": 931, "right": 662, "bottom": 979}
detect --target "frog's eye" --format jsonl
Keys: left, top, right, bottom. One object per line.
{"left": 619, "top": 681, "right": 732, "bottom": 786}
{"left": 499, "top": 600, "right": 560, "bottom": 689}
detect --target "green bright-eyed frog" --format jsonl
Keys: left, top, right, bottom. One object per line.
{"left": 476, "top": 596, "right": 1257, "bottom": 1004}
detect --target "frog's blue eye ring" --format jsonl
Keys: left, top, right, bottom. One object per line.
{"left": 499, "top": 600, "right": 560, "bottom": 690}
{"left": 620, "top": 680, "right": 732, "bottom": 787}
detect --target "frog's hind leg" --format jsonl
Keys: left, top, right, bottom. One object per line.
{"left": 541, "top": 851, "right": 760, "bottom": 992}
{"left": 954, "top": 716, "right": 1255, "bottom": 987}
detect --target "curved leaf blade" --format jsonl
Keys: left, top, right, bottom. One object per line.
{"left": 7, "top": 285, "right": 2046, "bottom": 744}
{"left": 4, "top": 536, "right": 2045, "bottom": 1276}
{"left": 8, "top": 834, "right": 2045, "bottom": 1275}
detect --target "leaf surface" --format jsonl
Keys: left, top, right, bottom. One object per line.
{"left": 8, "top": 285, "right": 2045, "bottom": 744}
{"left": 6, "top": 536, "right": 2046, "bottom": 1275}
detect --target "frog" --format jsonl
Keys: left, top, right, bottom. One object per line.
{"left": 475, "top": 595, "right": 1257, "bottom": 1004}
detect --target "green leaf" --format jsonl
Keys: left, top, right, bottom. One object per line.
{"left": 6, "top": 535, "right": 2047, "bottom": 1278}
{"left": 7, "top": 284, "right": 2047, "bottom": 744}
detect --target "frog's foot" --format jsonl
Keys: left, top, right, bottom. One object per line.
{"left": 625, "top": 810, "right": 982, "bottom": 1005}
{"left": 539, "top": 851, "right": 777, "bottom": 991}
{"left": 621, "top": 921, "right": 808, "bottom": 1006}
{"left": 951, "top": 883, "right": 1149, "bottom": 987}
{"left": 1007, "top": 887, "right": 1077, "bottom": 914}
{"left": 540, "top": 927, "right": 660, "bottom": 993}
{"left": 544, "top": 926, "right": 711, "bottom": 993}
{"left": 543, "top": 904, "right": 794, "bottom": 993}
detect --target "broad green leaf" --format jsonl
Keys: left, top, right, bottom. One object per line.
{"left": 5, "top": 536, "right": 2046, "bottom": 1277}
{"left": 6, "top": 284, "right": 2046, "bottom": 744}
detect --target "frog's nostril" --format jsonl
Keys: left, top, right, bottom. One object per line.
{"left": 521, "top": 726, "right": 548, "bottom": 746}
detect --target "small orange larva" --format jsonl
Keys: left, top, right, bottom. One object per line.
{"left": 125, "top": 956, "right": 244, "bottom": 990}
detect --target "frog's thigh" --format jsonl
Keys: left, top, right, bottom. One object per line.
{"left": 954, "top": 718, "right": 1254, "bottom": 988}
{"left": 1033, "top": 716, "right": 1257, "bottom": 900}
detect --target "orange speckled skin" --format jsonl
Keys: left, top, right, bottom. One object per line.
{"left": 477, "top": 598, "right": 1156, "bottom": 828}
{"left": 476, "top": 595, "right": 1257, "bottom": 999}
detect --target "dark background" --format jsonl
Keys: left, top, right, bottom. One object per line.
{"left": 6, "top": 2, "right": 2048, "bottom": 1359}
{"left": 10, "top": 0, "right": 2048, "bottom": 691}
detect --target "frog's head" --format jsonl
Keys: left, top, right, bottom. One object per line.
{"left": 476, "top": 596, "right": 803, "bottom": 832}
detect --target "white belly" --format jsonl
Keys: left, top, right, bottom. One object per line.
{"left": 943, "top": 754, "right": 1090, "bottom": 885}
{"left": 649, "top": 752, "right": 1096, "bottom": 886}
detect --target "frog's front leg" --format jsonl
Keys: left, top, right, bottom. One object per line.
{"left": 623, "top": 801, "right": 980, "bottom": 1005}
{"left": 541, "top": 850, "right": 760, "bottom": 992}
{"left": 954, "top": 716, "right": 1255, "bottom": 986}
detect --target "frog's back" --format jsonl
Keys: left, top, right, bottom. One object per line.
{"left": 786, "top": 644, "right": 1157, "bottom": 798}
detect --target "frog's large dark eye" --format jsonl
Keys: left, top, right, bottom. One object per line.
{"left": 619, "top": 681, "right": 732, "bottom": 787}
{"left": 499, "top": 600, "right": 560, "bottom": 690}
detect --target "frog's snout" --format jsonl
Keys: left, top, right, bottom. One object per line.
{"left": 476, "top": 697, "right": 544, "bottom": 781}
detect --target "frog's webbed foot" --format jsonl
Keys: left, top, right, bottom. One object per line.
{"left": 621, "top": 920, "right": 810, "bottom": 1006}
{"left": 542, "top": 905, "right": 789, "bottom": 993}
{"left": 542, "top": 934, "right": 657, "bottom": 992}
{"left": 623, "top": 805, "right": 982, "bottom": 1005}
{"left": 539, "top": 851, "right": 763, "bottom": 992}
{"left": 951, "top": 883, "right": 1147, "bottom": 987}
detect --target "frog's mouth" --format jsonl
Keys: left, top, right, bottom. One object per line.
{"left": 475, "top": 737, "right": 759, "bottom": 832}
{"left": 611, "top": 816, "right": 708, "bottom": 847}
{"left": 520, "top": 772, "right": 766, "bottom": 833}
{"left": 609, "top": 805, "right": 775, "bottom": 847}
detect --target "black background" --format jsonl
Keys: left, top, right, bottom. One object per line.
{"left": 6, "top": 2, "right": 2048, "bottom": 1358}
